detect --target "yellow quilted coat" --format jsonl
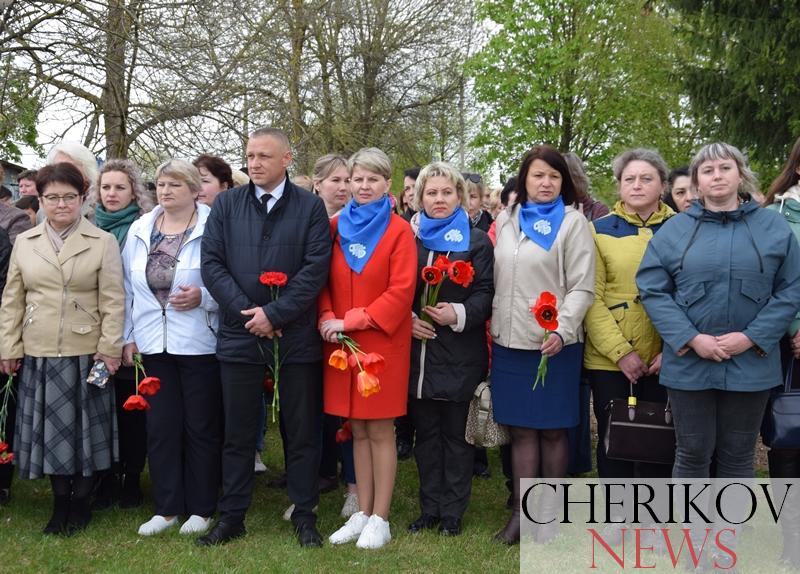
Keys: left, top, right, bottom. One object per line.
{"left": 583, "top": 201, "right": 674, "bottom": 371}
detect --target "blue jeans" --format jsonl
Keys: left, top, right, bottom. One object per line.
{"left": 668, "top": 388, "right": 771, "bottom": 478}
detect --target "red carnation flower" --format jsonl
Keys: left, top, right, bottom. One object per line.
{"left": 260, "top": 271, "right": 288, "bottom": 287}
{"left": 0, "top": 451, "right": 13, "bottom": 465}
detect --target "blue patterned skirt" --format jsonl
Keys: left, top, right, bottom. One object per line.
{"left": 14, "top": 355, "right": 118, "bottom": 479}
{"left": 491, "top": 342, "right": 583, "bottom": 429}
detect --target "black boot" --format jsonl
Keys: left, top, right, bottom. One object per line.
{"left": 770, "top": 448, "right": 800, "bottom": 569}
{"left": 43, "top": 495, "right": 71, "bottom": 535}
{"left": 494, "top": 428, "right": 536, "bottom": 545}
{"left": 119, "top": 473, "right": 143, "bottom": 508}
{"left": 90, "top": 471, "right": 119, "bottom": 511}
{"left": 66, "top": 497, "right": 92, "bottom": 535}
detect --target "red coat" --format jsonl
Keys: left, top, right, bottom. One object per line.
{"left": 319, "top": 214, "right": 417, "bottom": 419}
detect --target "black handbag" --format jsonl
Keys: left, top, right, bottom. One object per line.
{"left": 604, "top": 382, "right": 676, "bottom": 465}
{"left": 762, "top": 357, "right": 800, "bottom": 448}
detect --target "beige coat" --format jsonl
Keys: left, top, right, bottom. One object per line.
{"left": 491, "top": 204, "right": 595, "bottom": 350}
{"left": 0, "top": 218, "right": 124, "bottom": 359}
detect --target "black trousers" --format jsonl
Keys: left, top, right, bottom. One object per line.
{"left": 410, "top": 398, "right": 473, "bottom": 520}
{"left": 113, "top": 368, "right": 147, "bottom": 476}
{"left": 395, "top": 413, "right": 414, "bottom": 446}
{"left": 218, "top": 361, "right": 322, "bottom": 526}
{"left": 144, "top": 353, "right": 222, "bottom": 517}
{"left": 0, "top": 373, "right": 17, "bottom": 490}
{"left": 588, "top": 369, "right": 672, "bottom": 479}
{"left": 319, "top": 414, "right": 340, "bottom": 479}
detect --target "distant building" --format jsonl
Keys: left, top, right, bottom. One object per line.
{"left": 1, "top": 159, "right": 28, "bottom": 198}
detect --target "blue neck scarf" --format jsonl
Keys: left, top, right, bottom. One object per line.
{"left": 418, "top": 207, "right": 471, "bottom": 252}
{"left": 338, "top": 195, "right": 392, "bottom": 273}
{"left": 518, "top": 197, "right": 565, "bottom": 251}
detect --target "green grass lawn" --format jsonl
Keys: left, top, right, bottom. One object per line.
{"left": 0, "top": 427, "right": 521, "bottom": 573}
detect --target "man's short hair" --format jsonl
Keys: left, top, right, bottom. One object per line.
{"left": 403, "top": 167, "right": 421, "bottom": 180}
{"left": 249, "top": 127, "right": 291, "bottom": 151}
{"left": 17, "top": 169, "right": 37, "bottom": 182}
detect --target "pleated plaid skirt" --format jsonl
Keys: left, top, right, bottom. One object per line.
{"left": 14, "top": 355, "right": 118, "bottom": 479}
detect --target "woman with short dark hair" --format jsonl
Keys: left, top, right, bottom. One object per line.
{"left": 0, "top": 162, "right": 125, "bottom": 535}
{"left": 491, "top": 145, "right": 595, "bottom": 544}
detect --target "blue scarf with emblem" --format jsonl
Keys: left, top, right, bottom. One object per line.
{"left": 418, "top": 207, "right": 471, "bottom": 252}
{"left": 518, "top": 197, "right": 565, "bottom": 251}
{"left": 338, "top": 194, "right": 392, "bottom": 273}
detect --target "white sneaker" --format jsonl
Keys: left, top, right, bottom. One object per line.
{"left": 340, "top": 492, "right": 360, "bottom": 518}
{"left": 137, "top": 515, "right": 177, "bottom": 536}
{"left": 356, "top": 514, "right": 391, "bottom": 549}
{"left": 179, "top": 515, "right": 212, "bottom": 535}
{"left": 329, "top": 511, "right": 369, "bottom": 545}
{"left": 254, "top": 452, "right": 267, "bottom": 474}
{"left": 282, "top": 503, "right": 319, "bottom": 521}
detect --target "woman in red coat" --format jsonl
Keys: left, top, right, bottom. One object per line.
{"left": 319, "top": 147, "right": 416, "bottom": 550}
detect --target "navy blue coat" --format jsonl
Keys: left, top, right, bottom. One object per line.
{"left": 636, "top": 200, "right": 800, "bottom": 391}
{"left": 201, "top": 178, "right": 332, "bottom": 364}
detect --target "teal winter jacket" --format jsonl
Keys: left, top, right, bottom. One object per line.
{"left": 766, "top": 188, "right": 800, "bottom": 336}
{"left": 636, "top": 200, "right": 800, "bottom": 392}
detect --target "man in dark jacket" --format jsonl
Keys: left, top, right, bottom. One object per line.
{"left": 199, "top": 127, "right": 332, "bottom": 547}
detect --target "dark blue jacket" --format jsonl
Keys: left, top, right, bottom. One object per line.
{"left": 201, "top": 177, "right": 331, "bottom": 364}
{"left": 636, "top": 200, "right": 800, "bottom": 391}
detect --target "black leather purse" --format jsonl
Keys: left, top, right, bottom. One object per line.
{"left": 604, "top": 382, "right": 676, "bottom": 465}
{"left": 762, "top": 357, "right": 800, "bottom": 448}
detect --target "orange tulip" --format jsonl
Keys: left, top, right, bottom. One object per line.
{"left": 357, "top": 370, "right": 381, "bottom": 397}
{"left": 328, "top": 349, "right": 349, "bottom": 371}
{"left": 361, "top": 352, "right": 386, "bottom": 375}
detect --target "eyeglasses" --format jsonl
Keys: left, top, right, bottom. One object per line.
{"left": 462, "top": 173, "right": 483, "bottom": 184}
{"left": 41, "top": 193, "right": 81, "bottom": 206}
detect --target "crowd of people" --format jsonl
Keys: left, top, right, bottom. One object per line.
{"left": 0, "top": 129, "right": 799, "bottom": 570}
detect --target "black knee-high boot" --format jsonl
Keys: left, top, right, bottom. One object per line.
{"left": 44, "top": 475, "right": 72, "bottom": 535}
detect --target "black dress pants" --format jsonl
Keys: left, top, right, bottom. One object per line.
{"left": 144, "top": 353, "right": 222, "bottom": 517}
{"left": 410, "top": 398, "right": 473, "bottom": 520}
{"left": 218, "top": 361, "right": 322, "bottom": 526}
{"left": 113, "top": 367, "right": 147, "bottom": 476}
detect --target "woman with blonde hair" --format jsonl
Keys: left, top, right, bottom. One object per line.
{"left": 313, "top": 154, "right": 350, "bottom": 218}
{"left": 320, "top": 147, "right": 416, "bottom": 549}
{"left": 406, "top": 162, "right": 494, "bottom": 536}
{"left": 122, "top": 159, "right": 222, "bottom": 537}
{"left": 90, "top": 158, "right": 153, "bottom": 510}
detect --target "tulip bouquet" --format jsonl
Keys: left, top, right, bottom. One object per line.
{"left": 259, "top": 271, "right": 288, "bottom": 422}
{"left": 328, "top": 334, "right": 386, "bottom": 397}
{"left": 419, "top": 255, "right": 475, "bottom": 323}
{"left": 122, "top": 353, "right": 161, "bottom": 411}
{"left": 530, "top": 291, "right": 559, "bottom": 391}
{"left": 0, "top": 375, "right": 15, "bottom": 465}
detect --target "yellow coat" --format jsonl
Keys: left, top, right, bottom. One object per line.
{"left": 583, "top": 201, "right": 673, "bottom": 371}
{"left": 0, "top": 218, "right": 124, "bottom": 359}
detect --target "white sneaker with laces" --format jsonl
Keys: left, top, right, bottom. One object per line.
{"left": 356, "top": 514, "right": 391, "bottom": 549}
{"left": 340, "top": 492, "right": 360, "bottom": 518}
{"left": 329, "top": 511, "right": 369, "bottom": 545}
{"left": 179, "top": 515, "right": 212, "bottom": 535}
{"left": 137, "top": 515, "right": 177, "bottom": 536}
{"left": 254, "top": 452, "right": 267, "bottom": 474}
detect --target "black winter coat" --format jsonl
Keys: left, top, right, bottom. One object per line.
{"left": 409, "top": 227, "right": 494, "bottom": 402}
{"left": 201, "top": 178, "right": 332, "bottom": 364}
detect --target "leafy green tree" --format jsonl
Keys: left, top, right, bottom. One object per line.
{"left": 467, "top": 0, "right": 696, "bottom": 188}
{"left": 669, "top": 0, "right": 800, "bottom": 165}
{"left": 0, "top": 57, "right": 41, "bottom": 161}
